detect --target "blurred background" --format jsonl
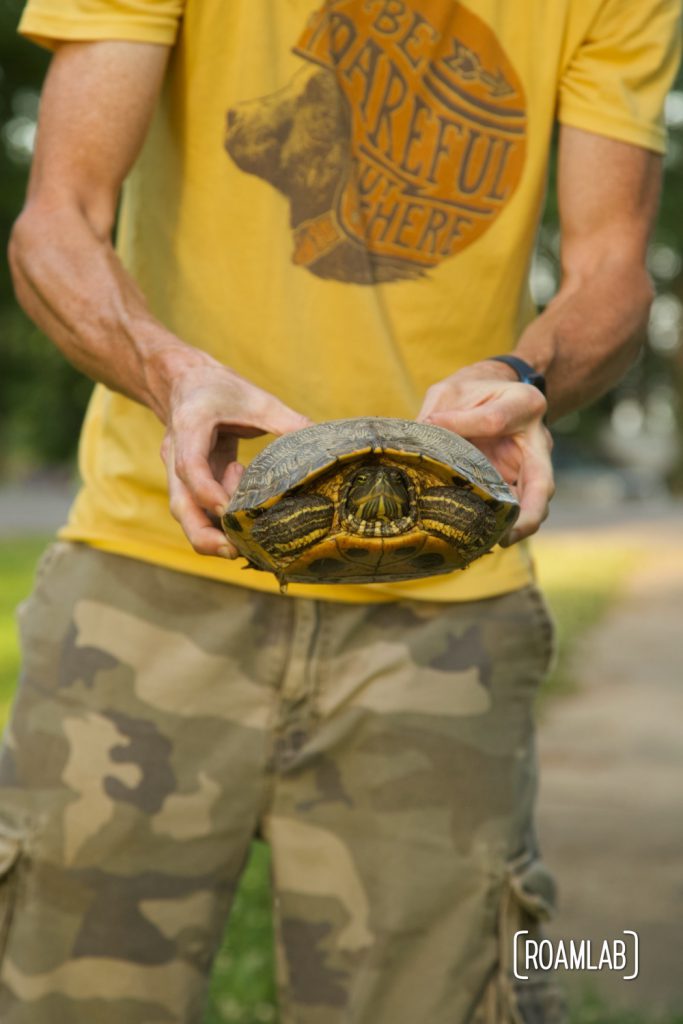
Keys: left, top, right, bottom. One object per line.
{"left": 0, "top": 3, "right": 682, "bottom": 1023}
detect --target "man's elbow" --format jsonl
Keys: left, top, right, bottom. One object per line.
{"left": 566, "top": 250, "right": 655, "bottom": 362}
{"left": 8, "top": 194, "right": 111, "bottom": 313}
{"left": 623, "top": 266, "right": 655, "bottom": 365}
{"left": 8, "top": 202, "right": 58, "bottom": 286}
{"left": 7, "top": 207, "right": 41, "bottom": 307}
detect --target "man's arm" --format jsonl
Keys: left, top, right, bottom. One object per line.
{"left": 8, "top": 41, "right": 310, "bottom": 558}
{"left": 418, "top": 126, "right": 661, "bottom": 543}
{"left": 514, "top": 126, "right": 660, "bottom": 416}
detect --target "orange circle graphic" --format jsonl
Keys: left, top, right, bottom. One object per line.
{"left": 295, "top": 0, "right": 527, "bottom": 273}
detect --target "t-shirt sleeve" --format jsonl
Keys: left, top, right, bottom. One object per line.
{"left": 18, "top": 0, "right": 185, "bottom": 51}
{"left": 557, "top": 0, "right": 682, "bottom": 153}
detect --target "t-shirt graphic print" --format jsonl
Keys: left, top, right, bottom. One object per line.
{"left": 225, "top": 0, "right": 527, "bottom": 284}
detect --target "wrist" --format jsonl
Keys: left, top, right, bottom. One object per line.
{"left": 488, "top": 355, "right": 546, "bottom": 395}
{"left": 142, "top": 332, "right": 220, "bottom": 424}
{"left": 452, "top": 358, "right": 525, "bottom": 385}
{"left": 477, "top": 358, "right": 521, "bottom": 382}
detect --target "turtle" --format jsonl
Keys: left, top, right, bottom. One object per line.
{"left": 221, "top": 417, "right": 519, "bottom": 586}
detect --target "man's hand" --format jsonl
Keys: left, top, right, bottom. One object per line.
{"left": 7, "top": 40, "right": 312, "bottom": 561}
{"left": 417, "top": 360, "right": 553, "bottom": 545}
{"left": 159, "top": 359, "right": 311, "bottom": 558}
{"left": 417, "top": 129, "right": 663, "bottom": 547}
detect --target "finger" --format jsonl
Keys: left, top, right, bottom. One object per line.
{"left": 209, "top": 432, "right": 239, "bottom": 484}
{"left": 425, "top": 407, "right": 508, "bottom": 438}
{"left": 424, "top": 386, "right": 546, "bottom": 438}
{"left": 169, "top": 472, "right": 239, "bottom": 557}
{"left": 252, "top": 403, "right": 313, "bottom": 437}
{"left": 221, "top": 459, "right": 245, "bottom": 502}
{"left": 501, "top": 432, "right": 554, "bottom": 545}
{"left": 416, "top": 383, "right": 444, "bottom": 422}
{"left": 176, "top": 409, "right": 308, "bottom": 511}
{"left": 173, "top": 423, "right": 232, "bottom": 517}
{"left": 225, "top": 384, "right": 314, "bottom": 438}
{"left": 164, "top": 435, "right": 238, "bottom": 556}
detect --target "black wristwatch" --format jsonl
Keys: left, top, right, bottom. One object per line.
{"left": 489, "top": 354, "right": 546, "bottom": 396}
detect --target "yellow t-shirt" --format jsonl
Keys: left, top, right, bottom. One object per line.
{"left": 19, "top": 0, "right": 680, "bottom": 602}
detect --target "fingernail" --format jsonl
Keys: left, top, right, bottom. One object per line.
{"left": 218, "top": 545, "right": 236, "bottom": 559}
{"left": 215, "top": 504, "right": 228, "bottom": 517}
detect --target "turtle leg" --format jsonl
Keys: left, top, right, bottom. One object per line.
{"left": 252, "top": 493, "right": 335, "bottom": 560}
{"left": 418, "top": 486, "right": 497, "bottom": 551}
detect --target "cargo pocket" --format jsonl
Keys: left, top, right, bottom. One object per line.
{"left": 471, "top": 853, "right": 568, "bottom": 1024}
{"left": 0, "top": 824, "right": 24, "bottom": 965}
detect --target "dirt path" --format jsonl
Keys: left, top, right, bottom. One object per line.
{"left": 537, "top": 521, "right": 683, "bottom": 1017}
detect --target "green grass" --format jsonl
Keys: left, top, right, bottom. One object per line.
{"left": 0, "top": 535, "right": 674, "bottom": 1024}
{"left": 203, "top": 841, "right": 277, "bottom": 1024}
{"left": 570, "top": 989, "right": 683, "bottom": 1024}
{"left": 0, "top": 535, "right": 52, "bottom": 719}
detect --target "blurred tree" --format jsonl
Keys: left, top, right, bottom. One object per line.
{"left": 0, "top": 3, "right": 682, "bottom": 487}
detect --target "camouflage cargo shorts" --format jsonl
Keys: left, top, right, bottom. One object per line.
{"left": 0, "top": 541, "right": 567, "bottom": 1023}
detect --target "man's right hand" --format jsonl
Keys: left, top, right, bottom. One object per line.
{"left": 7, "top": 39, "right": 311, "bottom": 561}
{"left": 159, "top": 357, "right": 311, "bottom": 558}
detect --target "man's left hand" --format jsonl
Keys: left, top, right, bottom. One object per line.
{"left": 417, "top": 361, "right": 554, "bottom": 545}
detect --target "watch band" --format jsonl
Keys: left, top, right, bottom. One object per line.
{"left": 489, "top": 355, "right": 546, "bottom": 396}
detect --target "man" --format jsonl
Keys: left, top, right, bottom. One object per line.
{"left": 1, "top": 1, "right": 679, "bottom": 1022}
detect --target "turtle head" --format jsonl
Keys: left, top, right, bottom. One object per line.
{"left": 345, "top": 464, "right": 410, "bottom": 523}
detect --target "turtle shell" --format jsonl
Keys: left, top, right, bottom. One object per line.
{"left": 222, "top": 417, "right": 519, "bottom": 585}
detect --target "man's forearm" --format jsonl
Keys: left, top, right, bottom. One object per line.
{"left": 510, "top": 260, "right": 654, "bottom": 423}
{"left": 8, "top": 200, "right": 217, "bottom": 425}
{"left": 9, "top": 195, "right": 311, "bottom": 557}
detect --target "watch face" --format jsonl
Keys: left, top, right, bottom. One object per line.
{"left": 531, "top": 372, "right": 547, "bottom": 395}
{"left": 526, "top": 370, "right": 546, "bottom": 395}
